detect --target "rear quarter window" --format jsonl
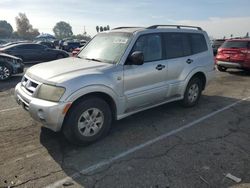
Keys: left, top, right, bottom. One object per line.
{"left": 190, "top": 34, "right": 208, "bottom": 54}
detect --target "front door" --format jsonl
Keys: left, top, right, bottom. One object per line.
{"left": 123, "top": 33, "right": 168, "bottom": 112}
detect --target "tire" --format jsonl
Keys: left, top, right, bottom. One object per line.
{"left": 0, "top": 63, "right": 12, "bottom": 81}
{"left": 63, "top": 97, "right": 112, "bottom": 145}
{"left": 57, "top": 54, "right": 64, "bottom": 59}
{"left": 217, "top": 65, "right": 227, "bottom": 72}
{"left": 182, "top": 77, "right": 202, "bottom": 107}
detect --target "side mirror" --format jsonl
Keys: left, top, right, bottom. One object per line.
{"left": 128, "top": 51, "right": 144, "bottom": 65}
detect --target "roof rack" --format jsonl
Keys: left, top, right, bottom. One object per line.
{"left": 112, "top": 27, "right": 143, "bottom": 30}
{"left": 147, "top": 25, "right": 202, "bottom": 31}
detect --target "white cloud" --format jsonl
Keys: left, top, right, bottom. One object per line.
{"left": 175, "top": 17, "right": 250, "bottom": 38}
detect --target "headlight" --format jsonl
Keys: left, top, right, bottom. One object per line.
{"left": 37, "top": 84, "right": 65, "bottom": 102}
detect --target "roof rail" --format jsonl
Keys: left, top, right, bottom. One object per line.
{"left": 112, "top": 27, "right": 143, "bottom": 30}
{"left": 147, "top": 25, "right": 202, "bottom": 31}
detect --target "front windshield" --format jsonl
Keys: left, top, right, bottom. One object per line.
{"left": 78, "top": 32, "right": 132, "bottom": 64}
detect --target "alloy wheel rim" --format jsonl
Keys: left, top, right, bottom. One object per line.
{"left": 77, "top": 108, "right": 104, "bottom": 137}
{"left": 0, "top": 66, "right": 10, "bottom": 80}
{"left": 188, "top": 83, "right": 199, "bottom": 103}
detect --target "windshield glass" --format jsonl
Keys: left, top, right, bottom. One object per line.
{"left": 78, "top": 32, "right": 132, "bottom": 64}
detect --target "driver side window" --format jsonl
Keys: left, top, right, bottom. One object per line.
{"left": 132, "top": 34, "right": 162, "bottom": 62}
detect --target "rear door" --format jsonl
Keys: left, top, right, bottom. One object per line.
{"left": 164, "top": 32, "right": 208, "bottom": 97}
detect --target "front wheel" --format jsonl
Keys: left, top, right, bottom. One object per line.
{"left": 0, "top": 63, "right": 12, "bottom": 81}
{"left": 182, "top": 77, "right": 202, "bottom": 107}
{"left": 63, "top": 97, "right": 112, "bottom": 145}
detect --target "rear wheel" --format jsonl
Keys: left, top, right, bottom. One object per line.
{"left": 63, "top": 97, "right": 112, "bottom": 145}
{"left": 182, "top": 77, "right": 202, "bottom": 107}
{"left": 0, "top": 63, "right": 12, "bottom": 81}
{"left": 217, "top": 65, "right": 227, "bottom": 72}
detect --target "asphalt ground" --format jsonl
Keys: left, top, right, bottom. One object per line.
{"left": 0, "top": 68, "right": 250, "bottom": 188}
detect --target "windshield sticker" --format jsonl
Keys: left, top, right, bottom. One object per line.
{"left": 113, "top": 38, "right": 128, "bottom": 44}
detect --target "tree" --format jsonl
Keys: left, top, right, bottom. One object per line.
{"left": 100, "top": 26, "right": 103, "bottom": 32}
{"left": 53, "top": 21, "right": 73, "bottom": 39}
{"left": 0, "top": 20, "right": 13, "bottom": 38}
{"left": 103, "top": 27, "right": 107, "bottom": 31}
{"left": 107, "top": 25, "right": 110, "bottom": 30}
{"left": 15, "top": 13, "right": 40, "bottom": 39}
{"left": 96, "top": 26, "right": 99, "bottom": 33}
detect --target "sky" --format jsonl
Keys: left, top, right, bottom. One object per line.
{"left": 1, "top": 0, "right": 250, "bottom": 38}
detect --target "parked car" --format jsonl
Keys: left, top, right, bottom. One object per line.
{"left": 0, "top": 53, "right": 24, "bottom": 80}
{"left": 216, "top": 39, "right": 250, "bottom": 72}
{"left": 0, "top": 43, "right": 69, "bottom": 63}
{"left": 212, "top": 39, "right": 225, "bottom": 55}
{"left": 36, "top": 41, "right": 56, "bottom": 49}
{"left": 15, "top": 25, "right": 215, "bottom": 145}
{"left": 62, "top": 41, "right": 81, "bottom": 52}
{"left": 72, "top": 47, "right": 83, "bottom": 57}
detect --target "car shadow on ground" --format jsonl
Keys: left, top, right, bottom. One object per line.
{"left": 0, "top": 75, "right": 22, "bottom": 92}
{"left": 40, "top": 95, "right": 250, "bottom": 187}
{"left": 227, "top": 69, "right": 250, "bottom": 77}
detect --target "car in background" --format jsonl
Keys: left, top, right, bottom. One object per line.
{"left": 0, "top": 53, "right": 24, "bottom": 80}
{"left": 212, "top": 39, "right": 225, "bottom": 55}
{"left": 0, "top": 40, "right": 7, "bottom": 46}
{"left": 62, "top": 41, "right": 81, "bottom": 52}
{"left": 216, "top": 39, "right": 250, "bottom": 72}
{"left": 0, "top": 43, "right": 69, "bottom": 63}
{"left": 36, "top": 41, "right": 56, "bottom": 49}
{"left": 72, "top": 47, "right": 84, "bottom": 57}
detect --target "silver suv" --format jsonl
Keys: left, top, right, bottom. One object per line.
{"left": 15, "top": 25, "right": 215, "bottom": 145}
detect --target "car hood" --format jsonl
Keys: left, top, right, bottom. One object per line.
{"left": 26, "top": 57, "right": 113, "bottom": 84}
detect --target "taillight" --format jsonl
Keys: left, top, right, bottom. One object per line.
{"left": 217, "top": 48, "right": 222, "bottom": 53}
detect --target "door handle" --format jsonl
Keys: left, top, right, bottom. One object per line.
{"left": 155, "top": 64, "right": 165, "bottom": 70}
{"left": 186, "top": 59, "right": 193, "bottom": 64}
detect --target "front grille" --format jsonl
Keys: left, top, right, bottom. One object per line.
{"left": 21, "top": 76, "right": 40, "bottom": 95}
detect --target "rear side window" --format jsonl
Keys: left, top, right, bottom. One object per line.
{"left": 164, "top": 33, "right": 191, "bottom": 59}
{"left": 221, "top": 41, "right": 249, "bottom": 48}
{"left": 190, "top": 34, "right": 208, "bottom": 54}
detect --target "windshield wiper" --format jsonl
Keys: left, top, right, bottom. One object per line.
{"left": 85, "top": 57, "right": 102, "bottom": 62}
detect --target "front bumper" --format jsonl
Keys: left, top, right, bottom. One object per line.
{"left": 15, "top": 83, "right": 68, "bottom": 132}
{"left": 12, "top": 62, "right": 24, "bottom": 74}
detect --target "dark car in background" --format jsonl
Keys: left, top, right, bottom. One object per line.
{"left": 62, "top": 41, "right": 81, "bottom": 52}
{"left": 212, "top": 39, "right": 225, "bottom": 55}
{"left": 0, "top": 43, "right": 69, "bottom": 63}
{"left": 0, "top": 53, "right": 24, "bottom": 80}
{"left": 36, "top": 41, "right": 56, "bottom": 49}
{"left": 216, "top": 39, "right": 250, "bottom": 72}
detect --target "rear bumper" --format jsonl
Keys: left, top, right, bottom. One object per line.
{"left": 15, "top": 83, "right": 67, "bottom": 132}
{"left": 216, "top": 61, "right": 242, "bottom": 68}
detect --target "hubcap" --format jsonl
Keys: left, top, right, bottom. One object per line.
{"left": 0, "top": 65, "right": 10, "bottom": 80}
{"left": 188, "top": 83, "right": 199, "bottom": 103}
{"left": 77, "top": 108, "right": 104, "bottom": 137}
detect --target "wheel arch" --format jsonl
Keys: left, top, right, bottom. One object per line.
{"left": 63, "top": 90, "right": 118, "bottom": 129}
